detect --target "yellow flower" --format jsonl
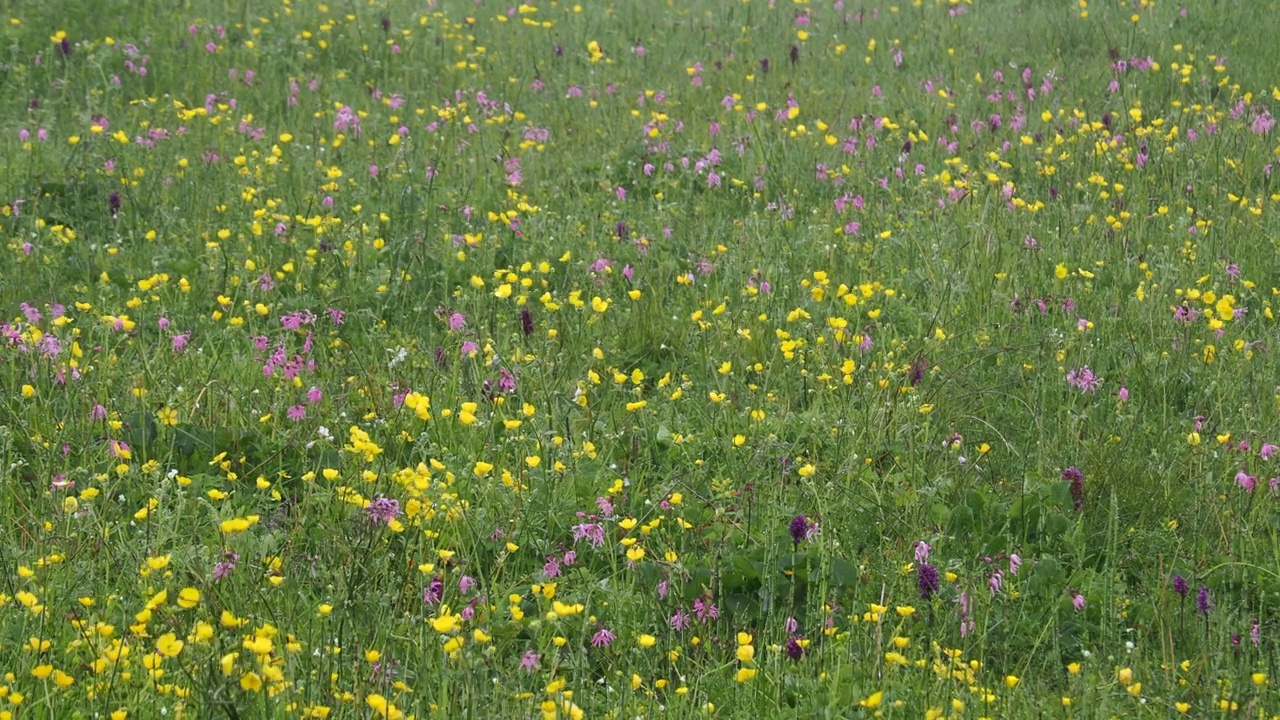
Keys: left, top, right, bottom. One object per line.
{"left": 156, "top": 633, "right": 185, "bottom": 657}
{"left": 21, "top": 384, "right": 35, "bottom": 398}
{"left": 177, "top": 588, "right": 200, "bottom": 609}
{"left": 240, "top": 671, "right": 263, "bottom": 691}
{"left": 552, "top": 601, "right": 584, "bottom": 616}
{"left": 430, "top": 608, "right": 461, "bottom": 634}
{"left": 734, "top": 667, "right": 757, "bottom": 682}
{"left": 156, "top": 407, "right": 178, "bottom": 426}
{"left": 860, "top": 691, "right": 883, "bottom": 709}
{"left": 637, "top": 634, "right": 657, "bottom": 648}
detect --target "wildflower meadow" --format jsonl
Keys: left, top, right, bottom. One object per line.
{"left": 3, "top": 0, "right": 1280, "bottom": 717}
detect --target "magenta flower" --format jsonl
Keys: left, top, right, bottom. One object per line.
{"left": 1197, "top": 586, "right": 1213, "bottom": 615}
{"left": 1066, "top": 366, "right": 1100, "bottom": 393}
{"left": 519, "top": 651, "right": 540, "bottom": 673}
{"left": 572, "top": 523, "right": 605, "bottom": 548}
{"left": 785, "top": 637, "right": 804, "bottom": 660}
{"left": 596, "top": 496, "right": 614, "bottom": 516}
{"left": 914, "top": 541, "right": 931, "bottom": 563}
{"left": 423, "top": 576, "right": 443, "bottom": 605}
{"left": 789, "top": 515, "right": 809, "bottom": 547}
{"left": 590, "top": 628, "right": 615, "bottom": 647}
{"left": 956, "top": 591, "right": 975, "bottom": 637}
{"left": 213, "top": 552, "right": 239, "bottom": 581}
{"left": 693, "top": 597, "right": 719, "bottom": 623}
{"left": 917, "top": 563, "right": 940, "bottom": 600}
{"left": 365, "top": 496, "right": 401, "bottom": 525}
{"left": 669, "top": 609, "right": 691, "bottom": 630}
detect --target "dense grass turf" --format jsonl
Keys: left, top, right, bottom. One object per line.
{"left": 2, "top": 0, "right": 1280, "bottom": 717}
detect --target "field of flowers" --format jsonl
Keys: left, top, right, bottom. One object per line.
{"left": 2, "top": 0, "right": 1280, "bottom": 717}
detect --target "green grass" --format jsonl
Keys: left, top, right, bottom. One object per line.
{"left": 2, "top": 0, "right": 1280, "bottom": 717}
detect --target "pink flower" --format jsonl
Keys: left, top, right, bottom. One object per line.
{"left": 914, "top": 541, "right": 931, "bottom": 563}
{"left": 572, "top": 523, "right": 605, "bottom": 547}
{"left": 519, "top": 651, "right": 540, "bottom": 673}
{"left": 988, "top": 568, "right": 1004, "bottom": 594}
{"left": 590, "top": 628, "right": 615, "bottom": 647}
{"left": 1066, "top": 366, "right": 1100, "bottom": 393}
{"left": 669, "top": 610, "right": 691, "bottom": 630}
